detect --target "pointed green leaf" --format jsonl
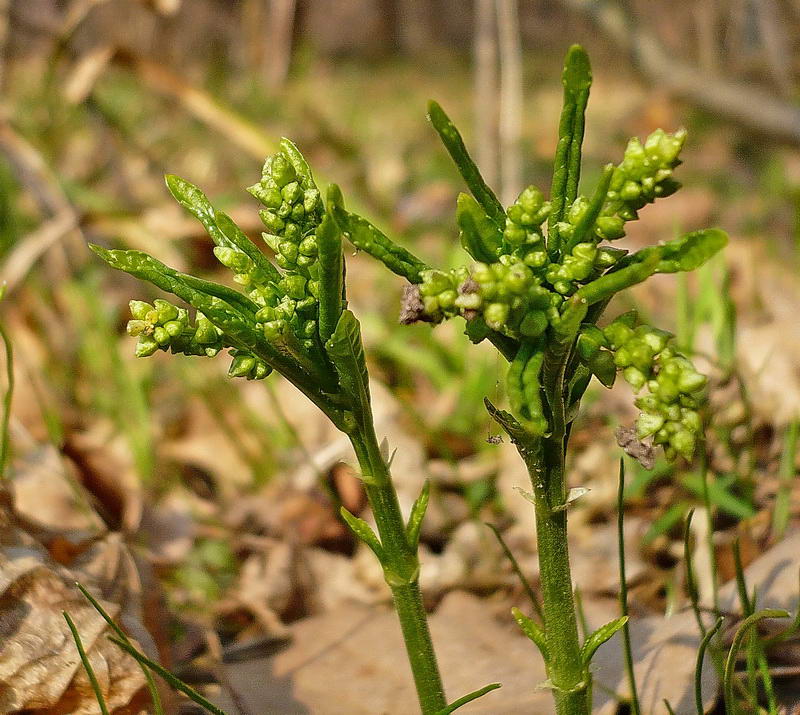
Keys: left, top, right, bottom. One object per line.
{"left": 588, "top": 349, "right": 616, "bottom": 388}
{"left": 548, "top": 44, "right": 592, "bottom": 257}
{"left": 279, "top": 137, "right": 317, "bottom": 188}
{"left": 563, "top": 163, "right": 614, "bottom": 253}
{"left": 340, "top": 506, "right": 384, "bottom": 560}
{"left": 427, "top": 100, "right": 505, "bottom": 226}
{"left": 434, "top": 683, "right": 502, "bottom": 715}
{"left": 330, "top": 202, "right": 429, "bottom": 283}
{"left": 618, "top": 228, "right": 728, "bottom": 276}
{"left": 316, "top": 201, "right": 345, "bottom": 343}
{"left": 484, "top": 397, "right": 539, "bottom": 447}
{"left": 456, "top": 192, "right": 503, "bottom": 262}
{"left": 512, "top": 607, "right": 549, "bottom": 660}
{"left": 406, "top": 480, "right": 430, "bottom": 551}
{"left": 90, "top": 245, "right": 259, "bottom": 322}
{"left": 580, "top": 616, "right": 628, "bottom": 666}
{"left": 165, "top": 174, "right": 280, "bottom": 282}
{"left": 326, "top": 310, "right": 371, "bottom": 421}
{"left": 655, "top": 228, "right": 728, "bottom": 273}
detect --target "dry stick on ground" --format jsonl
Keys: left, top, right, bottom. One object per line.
{"left": 2, "top": 213, "right": 78, "bottom": 292}
{"left": 560, "top": 0, "right": 800, "bottom": 145}
{"left": 0, "top": 119, "right": 85, "bottom": 290}
{"left": 65, "top": 45, "right": 385, "bottom": 215}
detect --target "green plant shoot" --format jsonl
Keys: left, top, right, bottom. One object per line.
{"left": 338, "top": 45, "right": 726, "bottom": 715}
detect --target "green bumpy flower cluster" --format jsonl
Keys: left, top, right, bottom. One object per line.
{"left": 601, "top": 312, "right": 705, "bottom": 459}
{"left": 606, "top": 129, "right": 686, "bottom": 221}
{"left": 557, "top": 128, "right": 686, "bottom": 247}
{"left": 126, "top": 298, "right": 270, "bottom": 379}
{"left": 249, "top": 152, "right": 323, "bottom": 272}
{"left": 412, "top": 127, "right": 687, "bottom": 337}
{"left": 502, "top": 186, "right": 550, "bottom": 264}
{"left": 247, "top": 148, "right": 327, "bottom": 351}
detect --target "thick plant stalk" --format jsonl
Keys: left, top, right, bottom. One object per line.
{"left": 349, "top": 421, "right": 447, "bottom": 714}
{"left": 519, "top": 437, "right": 588, "bottom": 715}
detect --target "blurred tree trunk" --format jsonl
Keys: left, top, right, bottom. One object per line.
{"left": 561, "top": 0, "right": 800, "bottom": 145}
{"left": 473, "top": 0, "right": 499, "bottom": 190}
{"left": 693, "top": 0, "right": 719, "bottom": 74}
{"left": 496, "top": 0, "right": 522, "bottom": 205}
{"left": 0, "top": 0, "right": 8, "bottom": 90}
{"left": 244, "top": 0, "right": 296, "bottom": 90}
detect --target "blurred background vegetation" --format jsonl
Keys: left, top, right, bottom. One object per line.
{"left": 2, "top": 1, "right": 800, "bottom": 712}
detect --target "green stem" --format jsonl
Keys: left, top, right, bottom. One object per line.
{"left": 349, "top": 424, "right": 446, "bottom": 714}
{"left": 519, "top": 437, "right": 588, "bottom": 715}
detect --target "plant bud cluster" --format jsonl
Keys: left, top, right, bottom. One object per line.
{"left": 602, "top": 312, "right": 705, "bottom": 459}
{"left": 412, "top": 129, "right": 686, "bottom": 338}
{"left": 604, "top": 129, "right": 685, "bottom": 228}
{"left": 127, "top": 298, "right": 223, "bottom": 358}
{"left": 126, "top": 299, "right": 270, "bottom": 380}
{"left": 249, "top": 152, "right": 323, "bottom": 274}
{"left": 417, "top": 255, "right": 555, "bottom": 340}
{"left": 211, "top": 245, "right": 277, "bottom": 309}
{"left": 248, "top": 149, "right": 328, "bottom": 351}
{"left": 503, "top": 186, "right": 550, "bottom": 262}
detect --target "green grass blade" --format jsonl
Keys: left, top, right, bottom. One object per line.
{"left": 695, "top": 616, "right": 723, "bottom": 714}
{"left": 680, "top": 473, "right": 756, "bottom": 521}
{"left": 643, "top": 501, "right": 687, "bottom": 546}
{"left": 732, "top": 537, "right": 753, "bottom": 616}
{"left": 683, "top": 509, "right": 706, "bottom": 637}
{"left": 109, "top": 636, "right": 227, "bottom": 715}
{"left": 617, "top": 460, "right": 641, "bottom": 715}
{"left": 723, "top": 609, "right": 788, "bottom": 715}
{"left": 435, "top": 683, "right": 501, "bottom": 714}
{"left": 76, "top": 583, "right": 164, "bottom": 715}
{"left": 773, "top": 418, "right": 799, "bottom": 538}
{"left": 486, "top": 522, "right": 544, "bottom": 621}
{"left": 63, "top": 611, "right": 111, "bottom": 715}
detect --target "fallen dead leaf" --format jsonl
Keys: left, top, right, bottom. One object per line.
{"left": 0, "top": 488, "right": 152, "bottom": 714}
{"left": 214, "top": 590, "right": 550, "bottom": 714}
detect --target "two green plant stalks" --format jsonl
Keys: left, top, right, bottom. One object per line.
{"left": 344, "top": 45, "right": 726, "bottom": 714}
{"left": 92, "top": 146, "right": 472, "bottom": 712}
{"left": 95, "top": 44, "right": 727, "bottom": 714}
